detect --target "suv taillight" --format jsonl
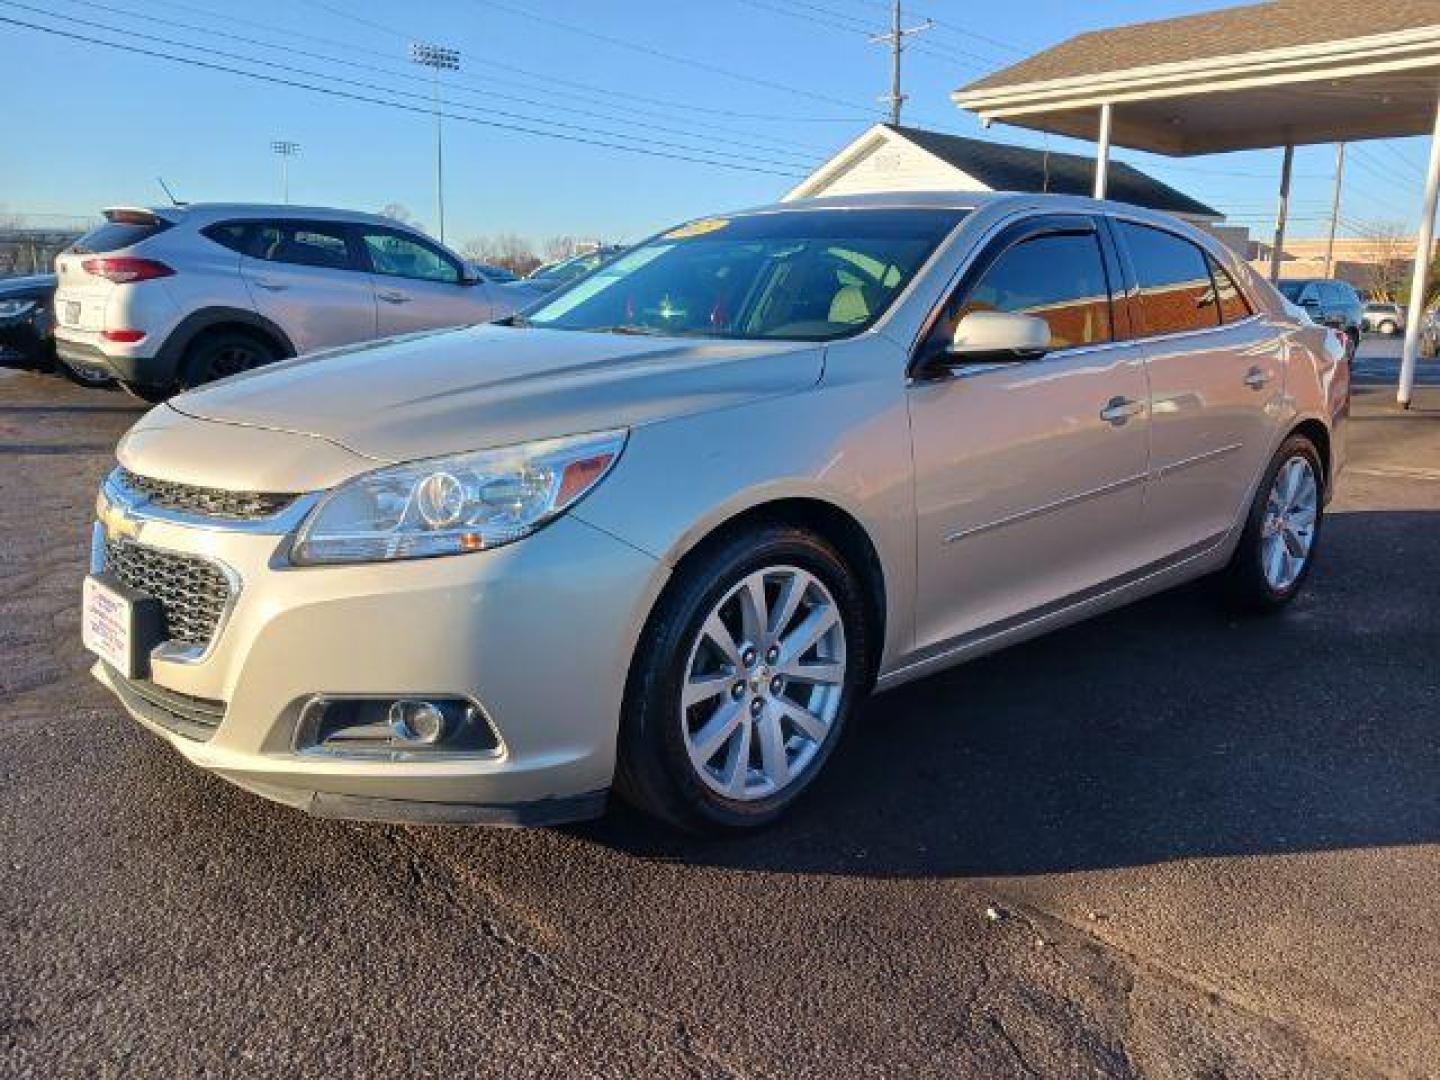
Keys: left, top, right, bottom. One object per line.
{"left": 81, "top": 257, "right": 175, "bottom": 284}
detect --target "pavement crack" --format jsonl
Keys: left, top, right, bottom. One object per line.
{"left": 380, "top": 827, "right": 752, "bottom": 1079}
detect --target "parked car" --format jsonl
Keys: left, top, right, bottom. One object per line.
{"left": 0, "top": 272, "right": 56, "bottom": 368}
{"left": 1276, "top": 278, "right": 1364, "bottom": 356}
{"left": 1361, "top": 301, "right": 1405, "bottom": 335}
{"left": 468, "top": 261, "right": 519, "bottom": 283}
{"left": 1423, "top": 307, "right": 1440, "bottom": 358}
{"left": 526, "top": 245, "right": 625, "bottom": 293}
{"left": 84, "top": 193, "right": 1345, "bottom": 833}
{"left": 54, "top": 205, "right": 539, "bottom": 401}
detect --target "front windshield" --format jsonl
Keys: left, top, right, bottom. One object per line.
{"left": 1277, "top": 282, "right": 1305, "bottom": 301}
{"left": 523, "top": 208, "right": 965, "bottom": 341}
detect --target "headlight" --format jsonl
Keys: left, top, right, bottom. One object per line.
{"left": 291, "top": 429, "right": 626, "bottom": 565}
{"left": 0, "top": 299, "right": 37, "bottom": 319}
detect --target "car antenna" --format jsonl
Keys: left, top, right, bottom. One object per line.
{"left": 156, "top": 176, "right": 187, "bottom": 207}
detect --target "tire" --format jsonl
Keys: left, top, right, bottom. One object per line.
{"left": 57, "top": 357, "right": 117, "bottom": 390}
{"left": 1379, "top": 319, "right": 1397, "bottom": 336}
{"left": 1221, "top": 434, "right": 1325, "bottom": 612}
{"left": 615, "top": 523, "right": 872, "bottom": 834}
{"left": 1342, "top": 329, "right": 1359, "bottom": 361}
{"left": 181, "top": 329, "right": 278, "bottom": 390}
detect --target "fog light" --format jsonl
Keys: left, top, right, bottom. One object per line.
{"left": 388, "top": 699, "right": 448, "bottom": 745}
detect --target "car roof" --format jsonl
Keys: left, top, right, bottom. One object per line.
{"left": 123, "top": 203, "right": 416, "bottom": 228}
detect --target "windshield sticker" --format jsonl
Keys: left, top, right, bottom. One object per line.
{"left": 663, "top": 218, "right": 730, "bottom": 240}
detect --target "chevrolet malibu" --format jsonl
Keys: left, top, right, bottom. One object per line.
{"left": 84, "top": 193, "right": 1347, "bottom": 833}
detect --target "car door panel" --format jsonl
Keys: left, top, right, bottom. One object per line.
{"left": 239, "top": 220, "right": 377, "bottom": 353}
{"left": 907, "top": 215, "right": 1152, "bottom": 654}
{"left": 358, "top": 227, "right": 498, "bottom": 336}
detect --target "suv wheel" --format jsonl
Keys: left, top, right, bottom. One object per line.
{"left": 615, "top": 524, "right": 871, "bottom": 833}
{"left": 1378, "top": 319, "right": 1398, "bottom": 336}
{"left": 182, "top": 330, "right": 278, "bottom": 389}
{"left": 1221, "top": 434, "right": 1324, "bottom": 612}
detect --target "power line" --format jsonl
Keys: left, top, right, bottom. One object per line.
{"left": 0, "top": 13, "right": 810, "bottom": 179}
{"left": 476, "top": 0, "right": 876, "bottom": 113}
{"left": 46, "top": 0, "right": 831, "bottom": 164}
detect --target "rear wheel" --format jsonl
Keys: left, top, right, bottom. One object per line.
{"left": 1378, "top": 319, "right": 1398, "bottom": 336}
{"left": 615, "top": 524, "right": 870, "bottom": 833}
{"left": 1221, "top": 434, "right": 1324, "bottom": 611}
{"left": 181, "top": 329, "right": 278, "bottom": 389}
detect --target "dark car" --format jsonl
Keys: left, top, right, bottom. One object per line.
{"left": 0, "top": 272, "right": 114, "bottom": 387}
{"left": 1276, "top": 278, "right": 1364, "bottom": 357}
{"left": 0, "top": 273, "right": 57, "bottom": 368}
{"left": 526, "top": 245, "right": 626, "bottom": 293}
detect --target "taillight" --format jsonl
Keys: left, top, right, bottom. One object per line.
{"left": 81, "top": 257, "right": 174, "bottom": 284}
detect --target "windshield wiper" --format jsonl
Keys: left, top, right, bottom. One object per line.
{"left": 590, "top": 324, "right": 665, "bottom": 336}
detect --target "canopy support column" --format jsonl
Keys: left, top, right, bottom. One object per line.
{"left": 1269, "top": 143, "right": 1295, "bottom": 283}
{"left": 1398, "top": 94, "right": 1440, "bottom": 409}
{"left": 1093, "top": 102, "right": 1112, "bottom": 199}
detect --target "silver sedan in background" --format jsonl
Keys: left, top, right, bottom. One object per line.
{"left": 83, "top": 193, "right": 1346, "bottom": 833}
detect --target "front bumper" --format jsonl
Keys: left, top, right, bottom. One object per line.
{"left": 91, "top": 506, "right": 666, "bottom": 825}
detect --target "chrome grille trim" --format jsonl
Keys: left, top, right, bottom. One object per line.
{"left": 102, "top": 537, "right": 236, "bottom": 653}
{"left": 115, "top": 467, "right": 298, "bottom": 521}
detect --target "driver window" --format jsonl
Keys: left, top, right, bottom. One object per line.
{"left": 933, "top": 231, "right": 1113, "bottom": 351}
{"left": 360, "top": 230, "right": 461, "bottom": 284}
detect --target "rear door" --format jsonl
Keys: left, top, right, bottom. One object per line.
{"left": 354, "top": 226, "right": 498, "bottom": 336}
{"left": 239, "top": 219, "right": 377, "bottom": 353}
{"left": 1111, "top": 218, "right": 1284, "bottom": 558}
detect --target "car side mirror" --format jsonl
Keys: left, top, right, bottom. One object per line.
{"left": 460, "top": 263, "right": 485, "bottom": 286}
{"left": 939, "top": 312, "right": 1051, "bottom": 367}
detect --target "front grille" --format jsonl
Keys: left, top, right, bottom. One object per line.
{"left": 103, "top": 538, "right": 232, "bottom": 651}
{"left": 117, "top": 467, "right": 297, "bottom": 520}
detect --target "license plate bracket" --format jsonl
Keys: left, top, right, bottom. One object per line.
{"left": 64, "top": 300, "right": 81, "bottom": 325}
{"left": 83, "top": 573, "right": 167, "bottom": 679}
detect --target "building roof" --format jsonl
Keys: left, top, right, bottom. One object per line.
{"left": 963, "top": 0, "right": 1435, "bottom": 93}
{"left": 880, "top": 125, "right": 1220, "bottom": 218}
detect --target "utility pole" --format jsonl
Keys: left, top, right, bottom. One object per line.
{"left": 410, "top": 42, "right": 460, "bottom": 243}
{"left": 1323, "top": 143, "right": 1346, "bottom": 278}
{"left": 870, "top": 1, "right": 932, "bottom": 126}
{"left": 271, "top": 140, "right": 300, "bottom": 204}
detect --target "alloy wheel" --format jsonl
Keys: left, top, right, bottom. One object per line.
{"left": 1261, "top": 455, "right": 1319, "bottom": 591}
{"left": 679, "top": 565, "right": 846, "bottom": 801}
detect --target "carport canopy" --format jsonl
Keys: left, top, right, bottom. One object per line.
{"left": 952, "top": 0, "right": 1440, "bottom": 408}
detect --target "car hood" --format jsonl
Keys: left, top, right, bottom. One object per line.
{"left": 167, "top": 323, "right": 824, "bottom": 464}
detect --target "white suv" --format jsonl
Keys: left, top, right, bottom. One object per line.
{"left": 53, "top": 204, "right": 542, "bottom": 399}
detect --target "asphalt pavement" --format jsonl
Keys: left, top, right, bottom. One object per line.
{"left": 2, "top": 364, "right": 1437, "bottom": 1078}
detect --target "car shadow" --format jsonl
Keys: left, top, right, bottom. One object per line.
{"left": 572, "top": 509, "right": 1440, "bottom": 878}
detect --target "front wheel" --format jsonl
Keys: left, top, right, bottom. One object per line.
{"left": 1221, "top": 435, "right": 1325, "bottom": 611}
{"left": 615, "top": 524, "right": 871, "bottom": 833}
{"left": 182, "top": 330, "right": 277, "bottom": 389}
{"left": 1378, "top": 319, "right": 1398, "bottom": 336}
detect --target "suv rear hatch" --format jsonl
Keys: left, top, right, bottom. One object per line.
{"left": 54, "top": 208, "right": 176, "bottom": 333}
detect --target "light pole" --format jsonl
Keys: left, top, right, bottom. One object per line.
{"left": 410, "top": 41, "right": 460, "bottom": 243}
{"left": 271, "top": 140, "right": 300, "bottom": 204}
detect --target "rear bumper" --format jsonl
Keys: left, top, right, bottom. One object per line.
{"left": 55, "top": 333, "right": 173, "bottom": 385}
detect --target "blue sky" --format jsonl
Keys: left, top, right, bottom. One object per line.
{"left": 1, "top": 0, "right": 1434, "bottom": 247}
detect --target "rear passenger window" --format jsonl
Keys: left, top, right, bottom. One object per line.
{"left": 1117, "top": 221, "right": 1220, "bottom": 336}
{"left": 1207, "top": 256, "right": 1252, "bottom": 323}
{"left": 203, "top": 222, "right": 253, "bottom": 254}
{"left": 945, "top": 230, "right": 1113, "bottom": 350}
{"left": 253, "top": 222, "right": 354, "bottom": 271}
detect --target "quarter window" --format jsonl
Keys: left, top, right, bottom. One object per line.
{"left": 941, "top": 230, "right": 1113, "bottom": 350}
{"left": 1117, "top": 221, "right": 1220, "bottom": 336}
{"left": 253, "top": 222, "right": 355, "bottom": 271}
{"left": 360, "top": 230, "right": 460, "bottom": 284}
{"left": 1207, "top": 256, "right": 1253, "bottom": 323}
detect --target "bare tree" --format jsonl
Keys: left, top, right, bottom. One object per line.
{"left": 1353, "top": 221, "right": 1413, "bottom": 302}
{"left": 542, "top": 235, "right": 578, "bottom": 262}
{"left": 460, "top": 233, "right": 541, "bottom": 276}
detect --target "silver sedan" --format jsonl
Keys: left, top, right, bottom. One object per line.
{"left": 84, "top": 193, "right": 1347, "bottom": 832}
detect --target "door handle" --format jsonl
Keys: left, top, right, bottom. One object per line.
{"left": 1243, "top": 366, "right": 1271, "bottom": 390}
{"left": 252, "top": 279, "right": 288, "bottom": 292}
{"left": 377, "top": 291, "right": 411, "bottom": 304}
{"left": 1100, "top": 396, "right": 1144, "bottom": 426}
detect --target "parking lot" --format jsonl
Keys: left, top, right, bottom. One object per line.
{"left": 2, "top": 345, "right": 1437, "bottom": 1077}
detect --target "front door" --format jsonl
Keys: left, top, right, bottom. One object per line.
{"left": 356, "top": 226, "right": 498, "bottom": 336}
{"left": 908, "top": 216, "right": 1152, "bottom": 654}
